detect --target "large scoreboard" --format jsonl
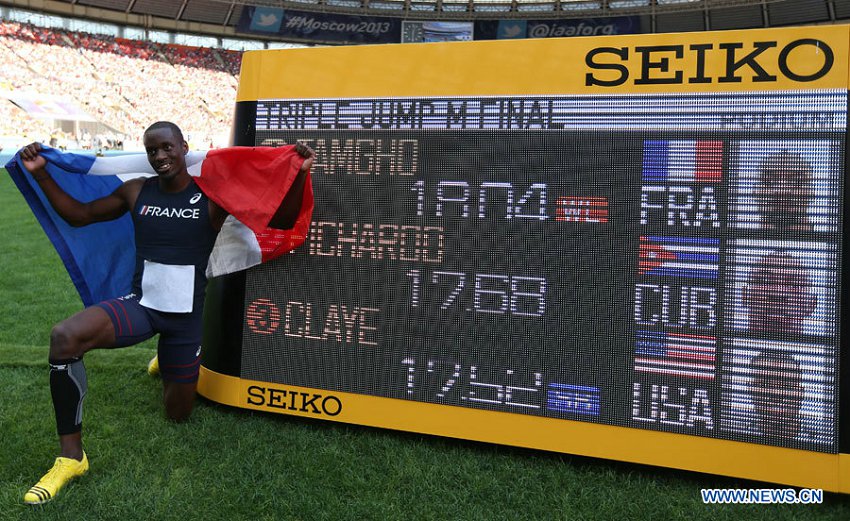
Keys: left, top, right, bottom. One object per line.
{"left": 199, "top": 26, "right": 850, "bottom": 492}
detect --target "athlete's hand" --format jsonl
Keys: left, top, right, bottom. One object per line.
{"left": 295, "top": 141, "right": 315, "bottom": 173}
{"left": 19, "top": 142, "right": 48, "bottom": 175}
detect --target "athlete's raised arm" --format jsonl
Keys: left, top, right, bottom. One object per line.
{"left": 267, "top": 140, "right": 316, "bottom": 230}
{"left": 20, "top": 142, "right": 142, "bottom": 227}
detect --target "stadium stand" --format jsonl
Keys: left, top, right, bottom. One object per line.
{"left": 0, "top": 20, "right": 241, "bottom": 150}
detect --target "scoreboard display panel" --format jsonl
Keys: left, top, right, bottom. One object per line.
{"left": 199, "top": 26, "right": 850, "bottom": 492}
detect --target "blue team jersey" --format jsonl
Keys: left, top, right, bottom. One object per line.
{"left": 131, "top": 177, "right": 219, "bottom": 312}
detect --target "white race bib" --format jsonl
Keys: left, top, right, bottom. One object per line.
{"left": 139, "top": 260, "right": 195, "bottom": 313}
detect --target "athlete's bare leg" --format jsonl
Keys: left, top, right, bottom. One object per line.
{"left": 162, "top": 381, "right": 197, "bottom": 422}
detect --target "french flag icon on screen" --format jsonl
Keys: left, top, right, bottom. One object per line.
{"left": 642, "top": 140, "right": 723, "bottom": 183}
{"left": 638, "top": 236, "right": 719, "bottom": 279}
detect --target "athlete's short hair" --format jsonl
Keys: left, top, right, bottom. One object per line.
{"left": 145, "top": 121, "right": 184, "bottom": 142}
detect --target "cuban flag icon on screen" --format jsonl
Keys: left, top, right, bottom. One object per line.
{"left": 638, "top": 236, "right": 719, "bottom": 279}
{"left": 642, "top": 140, "right": 723, "bottom": 183}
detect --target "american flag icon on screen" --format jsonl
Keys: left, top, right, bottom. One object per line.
{"left": 638, "top": 236, "right": 719, "bottom": 279}
{"left": 642, "top": 140, "right": 723, "bottom": 183}
{"left": 634, "top": 330, "right": 716, "bottom": 380}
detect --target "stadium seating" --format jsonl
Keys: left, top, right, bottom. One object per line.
{"left": 0, "top": 21, "right": 241, "bottom": 150}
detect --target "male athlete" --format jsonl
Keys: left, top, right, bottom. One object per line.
{"left": 755, "top": 151, "right": 814, "bottom": 232}
{"left": 748, "top": 350, "right": 806, "bottom": 442}
{"left": 741, "top": 250, "right": 817, "bottom": 336}
{"left": 19, "top": 122, "right": 314, "bottom": 504}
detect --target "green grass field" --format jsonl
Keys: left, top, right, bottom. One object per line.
{"left": 1, "top": 169, "right": 849, "bottom": 520}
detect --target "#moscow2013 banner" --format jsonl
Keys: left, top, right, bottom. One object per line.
{"left": 235, "top": 6, "right": 639, "bottom": 44}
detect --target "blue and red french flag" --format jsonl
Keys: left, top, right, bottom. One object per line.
{"left": 6, "top": 145, "right": 313, "bottom": 306}
{"left": 642, "top": 140, "right": 723, "bottom": 183}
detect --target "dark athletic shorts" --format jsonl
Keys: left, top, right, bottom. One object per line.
{"left": 95, "top": 294, "right": 202, "bottom": 383}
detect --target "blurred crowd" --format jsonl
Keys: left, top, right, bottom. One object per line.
{"left": 0, "top": 21, "right": 242, "bottom": 151}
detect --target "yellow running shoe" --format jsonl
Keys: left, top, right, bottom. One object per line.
{"left": 23, "top": 452, "right": 89, "bottom": 505}
{"left": 147, "top": 354, "right": 160, "bottom": 377}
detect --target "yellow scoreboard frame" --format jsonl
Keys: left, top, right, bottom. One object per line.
{"left": 198, "top": 25, "right": 850, "bottom": 493}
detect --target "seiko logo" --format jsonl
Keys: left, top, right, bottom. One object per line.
{"left": 139, "top": 205, "right": 201, "bottom": 219}
{"left": 585, "top": 39, "right": 833, "bottom": 87}
{"left": 247, "top": 385, "right": 343, "bottom": 416}
{"left": 189, "top": 193, "right": 202, "bottom": 204}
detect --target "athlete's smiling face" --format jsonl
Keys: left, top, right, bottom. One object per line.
{"left": 144, "top": 127, "right": 188, "bottom": 181}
